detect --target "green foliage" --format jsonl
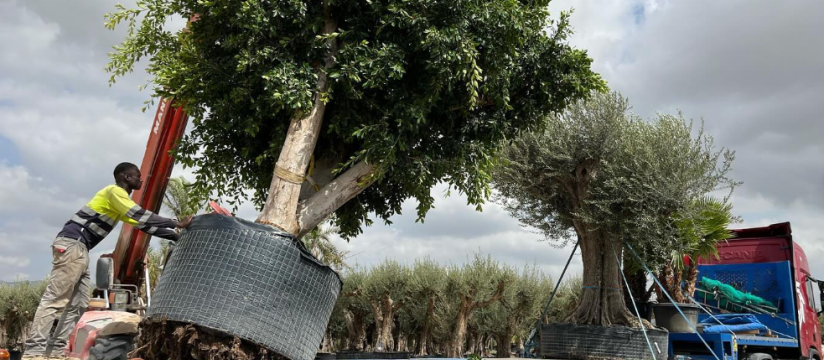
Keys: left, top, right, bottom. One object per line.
{"left": 473, "top": 264, "right": 552, "bottom": 349}
{"left": 163, "top": 176, "right": 207, "bottom": 219}
{"left": 492, "top": 91, "right": 738, "bottom": 269}
{"left": 672, "top": 197, "right": 737, "bottom": 270}
{"left": 302, "top": 220, "right": 350, "bottom": 271}
{"left": 544, "top": 275, "right": 582, "bottom": 323}
{"left": 145, "top": 240, "right": 173, "bottom": 298}
{"left": 0, "top": 281, "right": 47, "bottom": 349}
{"left": 326, "top": 255, "right": 553, "bottom": 354}
{"left": 362, "top": 260, "right": 409, "bottom": 308}
{"left": 104, "top": 0, "right": 604, "bottom": 238}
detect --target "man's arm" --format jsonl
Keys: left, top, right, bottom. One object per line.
{"left": 108, "top": 186, "right": 187, "bottom": 240}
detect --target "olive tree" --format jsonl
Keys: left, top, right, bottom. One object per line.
{"left": 439, "top": 254, "right": 512, "bottom": 357}
{"left": 363, "top": 260, "right": 409, "bottom": 351}
{"left": 408, "top": 259, "right": 447, "bottom": 356}
{"left": 492, "top": 91, "right": 737, "bottom": 327}
{"left": 339, "top": 268, "right": 371, "bottom": 351}
{"left": 485, "top": 264, "right": 551, "bottom": 357}
{"left": 105, "top": 0, "right": 603, "bottom": 239}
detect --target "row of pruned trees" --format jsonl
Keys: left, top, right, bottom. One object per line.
{"left": 320, "top": 255, "right": 581, "bottom": 357}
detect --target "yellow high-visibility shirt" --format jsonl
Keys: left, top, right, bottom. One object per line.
{"left": 57, "top": 185, "right": 178, "bottom": 250}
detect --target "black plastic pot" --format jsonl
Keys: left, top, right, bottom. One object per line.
{"left": 315, "top": 352, "right": 337, "bottom": 360}
{"left": 148, "top": 214, "right": 343, "bottom": 360}
{"left": 540, "top": 323, "right": 669, "bottom": 360}
{"left": 336, "top": 352, "right": 410, "bottom": 359}
{"left": 9, "top": 350, "right": 22, "bottom": 360}
{"left": 652, "top": 303, "right": 700, "bottom": 333}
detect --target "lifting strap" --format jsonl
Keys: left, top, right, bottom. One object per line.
{"left": 524, "top": 239, "right": 580, "bottom": 351}
{"left": 611, "top": 242, "right": 657, "bottom": 360}
{"left": 626, "top": 243, "right": 721, "bottom": 360}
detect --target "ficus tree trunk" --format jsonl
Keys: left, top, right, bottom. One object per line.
{"left": 446, "top": 283, "right": 505, "bottom": 357}
{"left": 254, "top": 1, "right": 377, "bottom": 237}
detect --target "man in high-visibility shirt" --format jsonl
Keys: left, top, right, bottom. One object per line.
{"left": 24, "top": 162, "right": 193, "bottom": 358}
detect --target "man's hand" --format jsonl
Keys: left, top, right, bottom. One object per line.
{"left": 175, "top": 215, "right": 194, "bottom": 229}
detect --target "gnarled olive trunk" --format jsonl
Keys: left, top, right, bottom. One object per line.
{"left": 446, "top": 301, "right": 471, "bottom": 357}
{"left": 446, "top": 283, "right": 504, "bottom": 357}
{"left": 567, "top": 226, "right": 637, "bottom": 327}
{"left": 321, "top": 330, "right": 334, "bottom": 352}
{"left": 344, "top": 310, "right": 367, "bottom": 351}
{"left": 416, "top": 295, "right": 436, "bottom": 356}
{"left": 370, "top": 295, "right": 402, "bottom": 351}
{"left": 466, "top": 329, "right": 477, "bottom": 354}
{"left": 496, "top": 330, "right": 513, "bottom": 358}
{"left": 396, "top": 330, "right": 408, "bottom": 352}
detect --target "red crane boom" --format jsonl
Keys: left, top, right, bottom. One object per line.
{"left": 111, "top": 98, "right": 188, "bottom": 286}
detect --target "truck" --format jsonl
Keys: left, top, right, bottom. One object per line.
{"left": 668, "top": 222, "right": 824, "bottom": 360}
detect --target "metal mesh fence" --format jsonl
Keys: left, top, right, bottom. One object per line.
{"left": 541, "top": 323, "right": 669, "bottom": 360}
{"left": 148, "top": 214, "right": 342, "bottom": 360}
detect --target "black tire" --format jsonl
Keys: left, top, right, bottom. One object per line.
{"left": 88, "top": 335, "right": 134, "bottom": 360}
{"left": 810, "top": 349, "right": 821, "bottom": 360}
{"left": 743, "top": 353, "right": 773, "bottom": 360}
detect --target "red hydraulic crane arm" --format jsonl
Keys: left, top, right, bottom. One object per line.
{"left": 111, "top": 98, "right": 188, "bottom": 286}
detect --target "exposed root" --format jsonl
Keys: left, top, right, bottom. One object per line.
{"left": 134, "top": 319, "right": 288, "bottom": 360}
{"left": 565, "top": 296, "right": 656, "bottom": 330}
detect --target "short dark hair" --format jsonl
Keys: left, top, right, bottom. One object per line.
{"left": 114, "top": 162, "right": 139, "bottom": 178}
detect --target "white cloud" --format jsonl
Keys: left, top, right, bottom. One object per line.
{"left": 0, "top": 255, "right": 31, "bottom": 268}
{"left": 1, "top": 0, "right": 823, "bottom": 286}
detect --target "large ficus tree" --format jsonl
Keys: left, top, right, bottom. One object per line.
{"left": 492, "top": 91, "right": 737, "bottom": 327}
{"left": 105, "top": 0, "right": 603, "bottom": 238}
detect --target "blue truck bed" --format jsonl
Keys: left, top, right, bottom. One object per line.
{"left": 669, "top": 332, "right": 799, "bottom": 360}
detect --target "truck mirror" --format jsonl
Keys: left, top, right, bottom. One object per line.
{"left": 96, "top": 257, "right": 114, "bottom": 290}
{"left": 819, "top": 291, "right": 824, "bottom": 315}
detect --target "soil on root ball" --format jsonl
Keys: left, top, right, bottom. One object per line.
{"left": 133, "top": 319, "right": 289, "bottom": 360}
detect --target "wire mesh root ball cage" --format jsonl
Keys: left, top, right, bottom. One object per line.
{"left": 147, "top": 214, "right": 343, "bottom": 360}
{"left": 540, "top": 323, "right": 669, "bottom": 360}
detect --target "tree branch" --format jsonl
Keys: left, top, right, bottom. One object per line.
{"left": 392, "top": 299, "right": 405, "bottom": 312}
{"left": 471, "top": 281, "right": 506, "bottom": 311}
{"left": 296, "top": 161, "right": 378, "bottom": 237}
{"left": 255, "top": 1, "right": 339, "bottom": 233}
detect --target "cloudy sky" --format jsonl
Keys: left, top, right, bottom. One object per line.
{"left": 1, "top": 0, "right": 822, "bottom": 284}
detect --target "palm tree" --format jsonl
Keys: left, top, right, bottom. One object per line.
{"left": 302, "top": 221, "right": 350, "bottom": 271}
{"left": 143, "top": 177, "right": 205, "bottom": 301}
{"left": 163, "top": 177, "right": 206, "bottom": 219}
{"left": 681, "top": 198, "right": 736, "bottom": 298}
{"left": 658, "top": 197, "right": 736, "bottom": 303}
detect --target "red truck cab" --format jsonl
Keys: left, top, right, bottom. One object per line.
{"left": 697, "top": 222, "right": 823, "bottom": 359}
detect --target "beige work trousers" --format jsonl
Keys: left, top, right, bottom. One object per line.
{"left": 24, "top": 237, "right": 90, "bottom": 357}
